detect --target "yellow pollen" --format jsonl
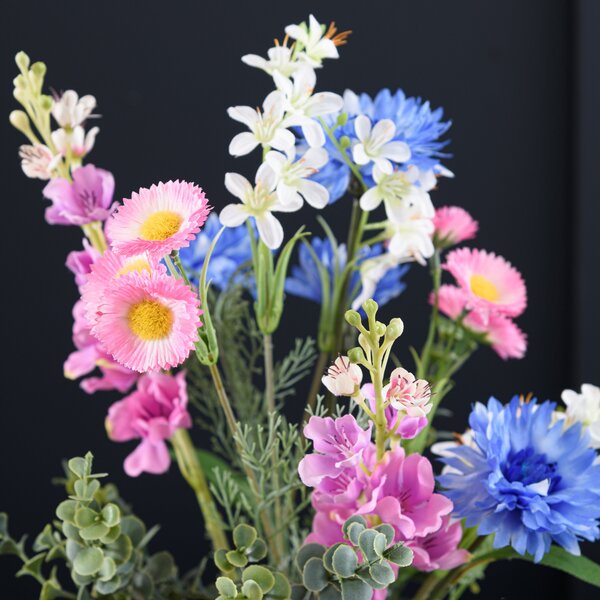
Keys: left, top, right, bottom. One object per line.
{"left": 116, "top": 258, "right": 151, "bottom": 277}
{"left": 470, "top": 274, "right": 499, "bottom": 302}
{"left": 127, "top": 299, "right": 174, "bottom": 340}
{"left": 140, "top": 211, "right": 182, "bottom": 241}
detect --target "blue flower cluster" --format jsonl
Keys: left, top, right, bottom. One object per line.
{"left": 298, "top": 88, "right": 452, "bottom": 203}
{"left": 178, "top": 214, "right": 253, "bottom": 290}
{"left": 285, "top": 236, "right": 410, "bottom": 309}
{"left": 438, "top": 397, "right": 600, "bottom": 562}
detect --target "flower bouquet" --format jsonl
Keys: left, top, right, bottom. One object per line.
{"left": 4, "top": 13, "right": 600, "bottom": 600}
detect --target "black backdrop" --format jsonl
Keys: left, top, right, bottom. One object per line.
{"left": 1, "top": 1, "right": 599, "bottom": 597}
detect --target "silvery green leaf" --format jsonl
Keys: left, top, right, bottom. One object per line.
{"left": 385, "top": 544, "right": 413, "bottom": 567}
{"left": 340, "top": 579, "right": 372, "bottom": 600}
{"left": 216, "top": 576, "right": 237, "bottom": 598}
{"left": 242, "top": 565, "right": 275, "bottom": 593}
{"left": 331, "top": 545, "right": 358, "bottom": 578}
{"left": 73, "top": 546, "right": 104, "bottom": 576}
{"left": 369, "top": 561, "right": 395, "bottom": 586}
{"left": 373, "top": 524, "right": 394, "bottom": 547}
{"left": 302, "top": 557, "right": 328, "bottom": 592}
{"left": 233, "top": 523, "right": 257, "bottom": 550}
{"left": 296, "top": 543, "right": 325, "bottom": 572}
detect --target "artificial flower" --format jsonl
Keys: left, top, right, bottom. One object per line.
{"left": 64, "top": 301, "right": 138, "bottom": 394}
{"left": 178, "top": 213, "right": 253, "bottom": 290}
{"left": 435, "top": 284, "right": 527, "bottom": 360}
{"left": 386, "top": 203, "right": 435, "bottom": 265}
{"left": 352, "top": 115, "right": 410, "bottom": 173}
{"left": 273, "top": 66, "right": 343, "bottom": 147}
{"left": 107, "top": 180, "right": 210, "bottom": 258}
{"left": 561, "top": 384, "right": 600, "bottom": 449}
{"left": 18, "top": 143, "right": 57, "bottom": 179}
{"left": 439, "top": 396, "right": 600, "bottom": 562}
{"left": 433, "top": 205, "right": 478, "bottom": 246}
{"left": 285, "top": 237, "right": 409, "bottom": 310}
{"left": 227, "top": 91, "right": 294, "bottom": 156}
{"left": 66, "top": 238, "right": 101, "bottom": 290}
{"left": 264, "top": 147, "right": 329, "bottom": 208}
{"left": 241, "top": 45, "right": 299, "bottom": 77}
{"left": 42, "top": 164, "right": 115, "bottom": 225}
{"left": 52, "top": 125, "right": 99, "bottom": 160}
{"left": 444, "top": 247, "right": 527, "bottom": 319}
{"left": 298, "top": 415, "right": 372, "bottom": 486}
{"left": 220, "top": 164, "right": 300, "bottom": 249}
{"left": 321, "top": 356, "right": 363, "bottom": 396}
{"left": 284, "top": 15, "right": 339, "bottom": 67}
{"left": 351, "top": 252, "right": 404, "bottom": 310}
{"left": 51, "top": 90, "right": 97, "bottom": 128}
{"left": 106, "top": 371, "right": 191, "bottom": 477}
{"left": 92, "top": 271, "right": 201, "bottom": 373}
{"left": 384, "top": 367, "right": 432, "bottom": 417}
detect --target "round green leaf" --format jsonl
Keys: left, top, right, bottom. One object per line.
{"left": 342, "top": 516, "right": 366, "bottom": 539}
{"left": 233, "top": 523, "right": 257, "bottom": 550}
{"left": 119, "top": 516, "right": 146, "bottom": 546}
{"left": 385, "top": 544, "right": 413, "bottom": 567}
{"left": 74, "top": 507, "right": 98, "bottom": 529}
{"left": 302, "top": 557, "right": 328, "bottom": 593}
{"left": 68, "top": 457, "right": 88, "bottom": 478}
{"left": 296, "top": 543, "right": 325, "bottom": 572}
{"left": 104, "top": 534, "right": 133, "bottom": 563}
{"left": 73, "top": 546, "right": 104, "bottom": 576}
{"left": 248, "top": 538, "right": 268, "bottom": 562}
{"left": 214, "top": 548, "right": 234, "bottom": 573}
{"left": 241, "top": 579, "right": 263, "bottom": 600}
{"left": 94, "top": 576, "right": 122, "bottom": 595}
{"left": 331, "top": 545, "right": 358, "bottom": 578}
{"left": 101, "top": 504, "right": 121, "bottom": 528}
{"left": 242, "top": 565, "right": 275, "bottom": 593}
{"left": 226, "top": 549, "right": 248, "bottom": 568}
{"left": 100, "top": 524, "right": 121, "bottom": 545}
{"left": 216, "top": 576, "right": 237, "bottom": 598}
{"left": 373, "top": 524, "right": 394, "bottom": 547}
{"left": 270, "top": 572, "right": 291, "bottom": 599}
{"left": 80, "top": 522, "right": 110, "bottom": 541}
{"left": 369, "top": 561, "right": 395, "bottom": 587}
{"left": 323, "top": 543, "right": 343, "bottom": 574}
{"left": 340, "top": 579, "right": 372, "bottom": 600}
{"left": 98, "top": 556, "right": 117, "bottom": 582}
{"left": 56, "top": 500, "right": 77, "bottom": 524}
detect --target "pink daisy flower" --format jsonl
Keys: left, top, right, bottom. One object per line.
{"left": 81, "top": 248, "right": 163, "bottom": 324}
{"left": 444, "top": 247, "right": 527, "bottom": 318}
{"left": 92, "top": 271, "right": 201, "bottom": 373}
{"left": 107, "top": 180, "right": 211, "bottom": 258}
{"left": 433, "top": 206, "right": 478, "bottom": 246}
{"left": 434, "top": 285, "right": 527, "bottom": 360}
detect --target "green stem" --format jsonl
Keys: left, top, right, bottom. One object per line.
{"left": 172, "top": 251, "right": 192, "bottom": 287}
{"left": 306, "top": 350, "right": 329, "bottom": 412}
{"left": 417, "top": 250, "right": 441, "bottom": 379}
{"left": 263, "top": 334, "right": 275, "bottom": 413}
{"left": 412, "top": 571, "right": 444, "bottom": 600}
{"left": 170, "top": 428, "right": 229, "bottom": 551}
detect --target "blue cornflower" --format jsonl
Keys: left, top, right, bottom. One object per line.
{"left": 285, "top": 236, "right": 409, "bottom": 308}
{"left": 178, "top": 214, "right": 253, "bottom": 290}
{"left": 438, "top": 397, "right": 600, "bottom": 562}
{"left": 301, "top": 88, "right": 452, "bottom": 203}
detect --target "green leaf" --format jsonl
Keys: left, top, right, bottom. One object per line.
{"left": 79, "top": 522, "right": 110, "bottom": 541}
{"left": 215, "top": 548, "right": 234, "bottom": 573}
{"left": 340, "top": 579, "right": 372, "bottom": 600}
{"left": 242, "top": 579, "right": 264, "bottom": 600}
{"left": 369, "top": 561, "right": 395, "bottom": 586}
{"left": 331, "top": 545, "right": 358, "bottom": 578}
{"left": 33, "top": 524, "right": 55, "bottom": 552}
{"left": 94, "top": 576, "right": 122, "bottom": 595}
{"left": 40, "top": 579, "right": 62, "bottom": 600}
{"left": 296, "top": 543, "right": 325, "bottom": 573}
{"left": 320, "top": 584, "right": 342, "bottom": 600}
{"left": 248, "top": 538, "right": 268, "bottom": 562}
{"left": 323, "top": 543, "right": 343, "bottom": 574}
{"left": 101, "top": 504, "right": 120, "bottom": 528}
{"left": 74, "top": 507, "right": 97, "bottom": 529}
{"left": 100, "top": 524, "right": 121, "bottom": 545}
{"left": 342, "top": 516, "right": 367, "bottom": 543}
{"left": 0, "top": 538, "right": 23, "bottom": 556}
{"left": 216, "top": 576, "right": 237, "bottom": 598}
{"left": 226, "top": 549, "right": 248, "bottom": 568}
{"left": 119, "top": 516, "right": 146, "bottom": 546}
{"left": 73, "top": 546, "right": 104, "bottom": 576}
{"left": 385, "top": 544, "right": 413, "bottom": 568}
{"left": 270, "top": 571, "right": 291, "bottom": 599}
{"left": 16, "top": 553, "right": 45, "bottom": 580}
{"left": 357, "top": 529, "right": 380, "bottom": 562}
{"left": 56, "top": 500, "right": 77, "bottom": 524}
{"left": 234, "top": 523, "right": 257, "bottom": 550}
{"left": 98, "top": 556, "right": 117, "bottom": 582}
{"left": 104, "top": 533, "right": 133, "bottom": 563}
{"left": 243, "top": 565, "right": 275, "bottom": 593}
{"left": 67, "top": 457, "right": 88, "bottom": 478}
{"left": 197, "top": 449, "right": 253, "bottom": 502}
{"left": 302, "top": 556, "right": 329, "bottom": 593}
{"left": 373, "top": 524, "right": 394, "bottom": 547}
{"left": 145, "top": 551, "right": 176, "bottom": 581}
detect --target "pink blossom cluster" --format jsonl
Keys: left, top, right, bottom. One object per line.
{"left": 299, "top": 415, "right": 468, "bottom": 572}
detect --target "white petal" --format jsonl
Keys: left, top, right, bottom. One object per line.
{"left": 277, "top": 182, "right": 300, "bottom": 206}
{"left": 382, "top": 141, "right": 411, "bottom": 163}
{"left": 274, "top": 191, "right": 303, "bottom": 212}
{"left": 343, "top": 89, "right": 360, "bottom": 114}
{"left": 352, "top": 144, "right": 370, "bottom": 166}
{"left": 299, "top": 179, "right": 329, "bottom": 208}
{"left": 220, "top": 204, "right": 250, "bottom": 227}
{"left": 227, "top": 106, "right": 259, "bottom": 127}
{"left": 272, "top": 71, "right": 294, "bottom": 98}
{"left": 384, "top": 197, "right": 410, "bottom": 223}
{"left": 305, "top": 92, "right": 344, "bottom": 117}
{"left": 265, "top": 150, "right": 288, "bottom": 175}
{"left": 284, "top": 24, "right": 307, "bottom": 43}
{"left": 302, "top": 147, "right": 329, "bottom": 169}
{"left": 256, "top": 161, "right": 277, "bottom": 190}
{"left": 373, "top": 157, "right": 393, "bottom": 174}
{"left": 354, "top": 115, "right": 372, "bottom": 142}
{"left": 224, "top": 172, "right": 252, "bottom": 201}
{"left": 270, "top": 127, "right": 296, "bottom": 151}
{"left": 263, "top": 90, "right": 285, "bottom": 119}
{"left": 370, "top": 119, "right": 396, "bottom": 146}
{"left": 301, "top": 119, "right": 325, "bottom": 147}
{"left": 241, "top": 54, "right": 266, "bottom": 69}
{"left": 294, "top": 65, "right": 317, "bottom": 93}
{"left": 83, "top": 127, "right": 99, "bottom": 153}
{"left": 255, "top": 213, "right": 284, "bottom": 249}
{"left": 313, "top": 38, "right": 339, "bottom": 60}
{"left": 359, "top": 188, "right": 382, "bottom": 212}
{"left": 229, "top": 132, "right": 259, "bottom": 157}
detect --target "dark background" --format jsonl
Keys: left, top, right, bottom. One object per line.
{"left": 1, "top": 0, "right": 599, "bottom": 597}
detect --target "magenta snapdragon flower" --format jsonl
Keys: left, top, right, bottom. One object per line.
{"left": 106, "top": 371, "right": 192, "bottom": 477}
{"left": 42, "top": 164, "right": 115, "bottom": 225}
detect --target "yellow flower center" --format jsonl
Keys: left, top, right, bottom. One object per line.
{"left": 470, "top": 274, "right": 499, "bottom": 302}
{"left": 127, "top": 299, "right": 174, "bottom": 340}
{"left": 116, "top": 258, "right": 151, "bottom": 277}
{"left": 140, "top": 211, "right": 182, "bottom": 241}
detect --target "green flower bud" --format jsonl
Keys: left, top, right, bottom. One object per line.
{"left": 362, "top": 299, "right": 378, "bottom": 319}
{"left": 340, "top": 135, "right": 352, "bottom": 149}
{"left": 336, "top": 112, "right": 349, "bottom": 127}
{"left": 347, "top": 347, "right": 365, "bottom": 365}
{"left": 39, "top": 94, "right": 53, "bottom": 112}
{"left": 345, "top": 309, "right": 362, "bottom": 328}
{"left": 9, "top": 110, "right": 30, "bottom": 134}
{"left": 375, "top": 321, "right": 386, "bottom": 337}
{"left": 30, "top": 61, "right": 46, "bottom": 79}
{"left": 385, "top": 318, "right": 404, "bottom": 340}
{"left": 358, "top": 333, "right": 370, "bottom": 353}
{"left": 13, "top": 74, "right": 26, "bottom": 90}
{"left": 15, "top": 51, "right": 30, "bottom": 73}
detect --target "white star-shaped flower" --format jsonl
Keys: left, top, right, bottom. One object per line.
{"left": 241, "top": 45, "right": 299, "bottom": 78}
{"left": 285, "top": 15, "right": 339, "bottom": 67}
{"left": 52, "top": 90, "right": 97, "bottom": 128}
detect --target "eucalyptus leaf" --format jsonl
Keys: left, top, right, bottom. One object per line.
{"left": 340, "top": 579, "right": 372, "bottom": 600}
{"left": 73, "top": 546, "right": 104, "bottom": 576}
{"left": 331, "top": 544, "right": 358, "bottom": 578}
{"left": 302, "top": 556, "right": 329, "bottom": 593}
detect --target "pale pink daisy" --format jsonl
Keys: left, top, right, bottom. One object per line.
{"left": 92, "top": 271, "right": 201, "bottom": 373}
{"left": 434, "top": 285, "right": 527, "bottom": 360}
{"left": 81, "top": 248, "right": 163, "bottom": 324}
{"left": 444, "top": 248, "right": 527, "bottom": 318}
{"left": 433, "top": 206, "right": 478, "bottom": 246}
{"left": 107, "top": 181, "right": 211, "bottom": 258}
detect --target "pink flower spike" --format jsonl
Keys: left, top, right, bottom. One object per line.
{"left": 92, "top": 271, "right": 201, "bottom": 373}
{"left": 444, "top": 247, "right": 527, "bottom": 318}
{"left": 42, "top": 164, "right": 115, "bottom": 226}
{"left": 322, "top": 356, "right": 363, "bottom": 396}
{"left": 299, "top": 415, "right": 372, "bottom": 487}
{"left": 107, "top": 180, "right": 211, "bottom": 258}
{"left": 433, "top": 206, "right": 478, "bottom": 246}
{"left": 106, "top": 371, "right": 191, "bottom": 477}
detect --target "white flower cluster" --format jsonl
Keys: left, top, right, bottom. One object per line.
{"left": 19, "top": 90, "right": 99, "bottom": 180}
{"left": 220, "top": 15, "right": 343, "bottom": 249}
